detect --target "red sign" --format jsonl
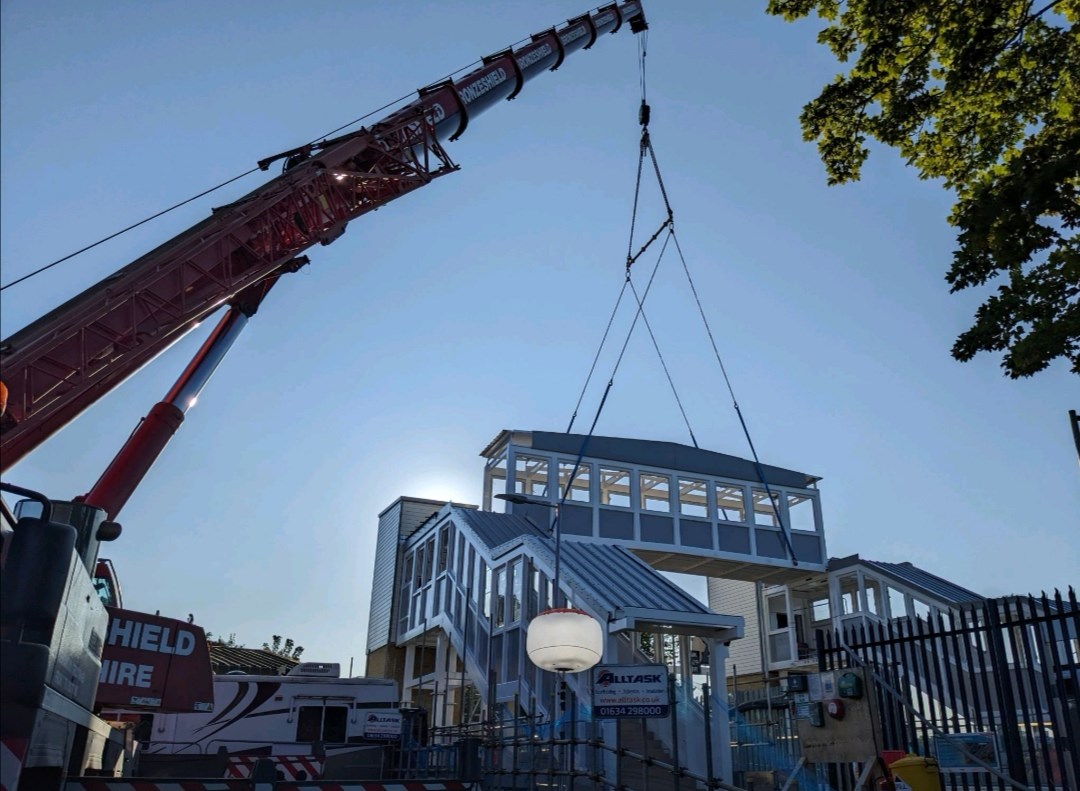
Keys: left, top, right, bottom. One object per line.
{"left": 95, "top": 607, "right": 214, "bottom": 713}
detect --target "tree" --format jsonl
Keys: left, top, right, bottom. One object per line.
{"left": 767, "top": 0, "right": 1079, "bottom": 377}
{"left": 263, "top": 634, "right": 304, "bottom": 660}
{"left": 206, "top": 632, "right": 243, "bottom": 647}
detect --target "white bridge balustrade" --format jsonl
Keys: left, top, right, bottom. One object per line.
{"left": 482, "top": 430, "right": 828, "bottom": 584}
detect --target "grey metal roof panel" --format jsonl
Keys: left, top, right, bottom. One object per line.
{"left": 559, "top": 540, "right": 711, "bottom": 615}
{"left": 452, "top": 507, "right": 546, "bottom": 549}
{"left": 834, "top": 556, "right": 984, "bottom": 605}
{"left": 492, "top": 429, "right": 817, "bottom": 488}
{"left": 209, "top": 645, "right": 299, "bottom": 675}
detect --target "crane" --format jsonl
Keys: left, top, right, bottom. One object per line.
{"left": 0, "top": 2, "right": 646, "bottom": 474}
{"left": 0, "top": 5, "right": 647, "bottom": 789}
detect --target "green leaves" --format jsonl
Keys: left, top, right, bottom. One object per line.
{"left": 769, "top": 0, "right": 1080, "bottom": 376}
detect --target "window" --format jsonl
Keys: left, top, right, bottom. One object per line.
{"left": 766, "top": 594, "right": 792, "bottom": 662}
{"left": 296, "top": 705, "right": 349, "bottom": 743}
{"left": 514, "top": 455, "right": 550, "bottom": 497}
{"left": 456, "top": 535, "right": 465, "bottom": 579}
{"left": 811, "top": 598, "right": 831, "bottom": 623}
{"left": 678, "top": 479, "right": 708, "bottom": 517}
{"left": 413, "top": 548, "right": 424, "bottom": 587}
{"left": 477, "top": 560, "right": 489, "bottom": 613}
{"left": 767, "top": 594, "right": 789, "bottom": 630}
{"left": 888, "top": 586, "right": 908, "bottom": 619}
{"left": 529, "top": 568, "right": 541, "bottom": 618}
{"left": 488, "top": 454, "right": 508, "bottom": 511}
{"left": 787, "top": 493, "right": 817, "bottom": 531}
{"left": 715, "top": 485, "right": 746, "bottom": 523}
{"left": 838, "top": 573, "right": 860, "bottom": 614}
{"left": 423, "top": 538, "right": 434, "bottom": 582}
{"left": 94, "top": 577, "right": 117, "bottom": 607}
{"left": 865, "top": 578, "right": 883, "bottom": 616}
{"left": 599, "top": 467, "right": 632, "bottom": 507}
{"left": 493, "top": 567, "right": 505, "bottom": 627}
{"left": 640, "top": 473, "right": 671, "bottom": 512}
{"left": 913, "top": 599, "right": 931, "bottom": 621}
{"left": 296, "top": 706, "right": 322, "bottom": 742}
{"left": 324, "top": 706, "right": 347, "bottom": 743}
{"left": 751, "top": 488, "right": 780, "bottom": 527}
{"left": 510, "top": 560, "right": 522, "bottom": 623}
{"left": 438, "top": 525, "right": 450, "bottom": 573}
{"left": 558, "top": 461, "right": 591, "bottom": 502}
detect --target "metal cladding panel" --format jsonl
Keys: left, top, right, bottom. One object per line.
{"left": 366, "top": 502, "right": 402, "bottom": 652}
{"left": 369, "top": 496, "right": 445, "bottom": 652}
{"left": 524, "top": 431, "right": 816, "bottom": 488}
{"left": 399, "top": 499, "right": 447, "bottom": 539}
{"left": 559, "top": 540, "right": 711, "bottom": 615}
{"left": 708, "top": 578, "right": 762, "bottom": 675}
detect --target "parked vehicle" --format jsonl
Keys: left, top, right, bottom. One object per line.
{"left": 102, "top": 662, "right": 405, "bottom": 780}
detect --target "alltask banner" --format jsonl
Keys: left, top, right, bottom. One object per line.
{"left": 96, "top": 607, "right": 214, "bottom": 713}
{"left": 592, "top": 664, "right": 670, "bottom": 719}
{"left": 363, "top": 709, "right": 403, "bottom": 740}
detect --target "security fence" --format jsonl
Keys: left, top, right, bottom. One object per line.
{"left": 817, "top": 588, "right": 1078, "bottom": 791}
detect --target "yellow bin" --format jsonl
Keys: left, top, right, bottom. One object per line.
{"left": 887, "top": 754, "right": 942, "bottom": 791}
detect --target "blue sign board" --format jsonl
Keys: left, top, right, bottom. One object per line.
{"left": 934, "top": 733, "right": 1000, "bottom": 772}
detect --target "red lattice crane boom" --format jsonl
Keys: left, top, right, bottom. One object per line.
{"left": 0, "top": 3, "right": 646, "bottom": 472}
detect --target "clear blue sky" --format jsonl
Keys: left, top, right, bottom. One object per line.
{"left": 2, "top": 1, "right": 1076, "bottom": 670}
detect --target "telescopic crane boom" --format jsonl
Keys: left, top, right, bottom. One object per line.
{"left": 0, "top": 2, "right": 646, "bottom": 472}
{"left": 1, "top": 7, "right": 646, "bottom": 790}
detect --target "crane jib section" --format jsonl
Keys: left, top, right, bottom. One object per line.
{"left": 0, "top": 1, "right": 645, "bottom": 471}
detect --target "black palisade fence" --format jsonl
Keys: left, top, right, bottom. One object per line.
{"left": 818, "top": 587, "right": 1079, "bottom": 791}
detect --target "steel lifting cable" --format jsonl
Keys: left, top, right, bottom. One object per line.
{"left": 565, "top": 280, "right": 630, "bottom": 434}
{"left": 626, "top": 253, "right": 698, "bottom": 449}
{"left": 567, "top": 31, "right": 671, "bottom": 434}
{"left": 557, "top": 229, "right": 672, "bottom": 515}
{"left": 669, "top": 230, "right": 799, "bottom": 566}
{"left": 574, "top": 21, "right": 800, "bottom": 565}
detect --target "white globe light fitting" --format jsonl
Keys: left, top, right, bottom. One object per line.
{"left": 526, "top": 608, "right": 603, "bottom": 673}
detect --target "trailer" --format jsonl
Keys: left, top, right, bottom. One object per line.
{"left": 102, "top": 663, "right": 404, "bottom": 781}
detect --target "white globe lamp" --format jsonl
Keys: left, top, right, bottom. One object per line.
{"left": 495, "top": 491, "right": 604, "bottom": 674}
{"left": 526, "top": 607, "right": 604, "bottom": 673}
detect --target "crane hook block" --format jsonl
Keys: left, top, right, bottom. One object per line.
{"left": 639, "top": 101, "right": 651, "bottom": 128}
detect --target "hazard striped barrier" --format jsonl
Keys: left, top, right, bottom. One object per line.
{"left": 276, "top": 785, "right": 469, "bottom": 791}
{"left": 65, "top": 781, "right": 249, "bottom": 791}
{"left": 64, "top": 781, "right": 469, "bottom": 791}
{"left": 226, "top": 755, "right": 322, "bottom": 781}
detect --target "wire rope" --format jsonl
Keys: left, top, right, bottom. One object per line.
{"left": 626, "top": 254, "right": 698, "bottom": 448}
{"left": 670, "top": 230, "right": 799, "bottom": 564}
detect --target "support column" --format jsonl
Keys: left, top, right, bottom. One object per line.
{"left": 433, "top": 634, "right": 449, "bottom": 727}
{"left": 708, "top": 639, "right": 733, "bottom": 783}
{"left": 600, "top": 629, "right": 619, "bottom": 786}
{"left": 402, "top": 644, "right": 416, "bottom": 704}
